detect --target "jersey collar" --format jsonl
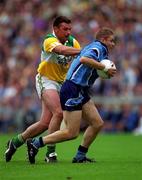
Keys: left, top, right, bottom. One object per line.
{"left": 95, "top": 40, "right": 109, "bottom": 54}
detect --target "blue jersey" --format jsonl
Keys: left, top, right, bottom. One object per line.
{"left": 66, "top": 40, "right": 109, "bottom": 87}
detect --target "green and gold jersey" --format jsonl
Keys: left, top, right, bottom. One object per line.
{"left": 37, "top": 33, "right": 80, "bottom": 83}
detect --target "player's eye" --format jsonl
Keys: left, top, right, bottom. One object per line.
{"left": 111, "top": 38, "right": 116, "bottom": 43}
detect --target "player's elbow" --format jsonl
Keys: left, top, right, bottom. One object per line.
{"left": 53, "top": 45, "right": 68, "bottom": 55}
{"left": 58, "top": 47, "right": 67, "bottom": 55}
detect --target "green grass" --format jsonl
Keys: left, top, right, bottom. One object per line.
{"left": 0, "top": 133, "right": 142, "bottom": 180}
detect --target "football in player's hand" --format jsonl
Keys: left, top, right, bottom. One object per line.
{"left": 97, "top": 59, "right": 116, "bottom": 79}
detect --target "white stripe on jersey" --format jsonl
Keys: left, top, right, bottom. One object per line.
{"left": 71, "top": 64, "right": 84, "bottom": 80}
{"left": 92, "top": 48, "right": 100, "bottom": 58}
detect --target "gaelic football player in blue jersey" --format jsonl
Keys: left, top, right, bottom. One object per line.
{"left": 26, "top": 27, "right": 117, "bottom": 164}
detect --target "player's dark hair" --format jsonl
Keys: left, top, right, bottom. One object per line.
{"left": 95, "top": 27, "right": 114, "bottom": 40}
{"left": 53, "top": 16, "right": 71, "bottom": 27}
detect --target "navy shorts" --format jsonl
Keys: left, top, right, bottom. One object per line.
{"left": 60, "top": 80, "right": 90, "bottom": 111}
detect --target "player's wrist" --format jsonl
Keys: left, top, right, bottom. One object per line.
{"left": 103, "top": 66, "right": 108, "bottom": 72}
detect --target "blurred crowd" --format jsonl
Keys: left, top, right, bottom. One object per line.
{"left": 0, "top": 0, "right": 142, "bottom": 134}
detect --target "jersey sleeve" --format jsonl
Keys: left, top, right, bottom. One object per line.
{"left": 83, "top": 47, "right": 100, "bottom": 62}
{"left": 43, "top": 37, "right": 62, "bottom": 52}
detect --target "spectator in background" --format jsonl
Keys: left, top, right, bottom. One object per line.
{"left": 133, "top": 104, "right": 142, "bottom": 135}
{"left": 21, "top": 96, "right": 37, "bottom": 131}
{"left": 114, "top": 104, "right": 139, "bottom": 132}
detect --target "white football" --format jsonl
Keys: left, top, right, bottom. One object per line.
{"left": 97, "top": 59, "right": 116, "bottom": 79}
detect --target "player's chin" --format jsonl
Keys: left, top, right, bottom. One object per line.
{"left": 108, "top": 46, "right": 114, "bottom": 51}
{"left": 109, "top": 74, "right": 115, "bottom": 78}
{"left": 110, "top": 45, "right": 115, "bottom": 50}
{"left": 65, "top": 35, "right": 70, "bottom": 39}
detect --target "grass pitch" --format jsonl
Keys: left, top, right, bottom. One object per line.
{"left": 0, "top": 133, "right": 142, "bottom": 180}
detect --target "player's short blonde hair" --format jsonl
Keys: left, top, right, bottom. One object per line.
{"left": 95, "top": 27, "right": 114, "bottom": 40}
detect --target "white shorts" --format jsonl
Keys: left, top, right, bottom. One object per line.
{"left": 36, "top": 74, "right": 62, "bottom": 99}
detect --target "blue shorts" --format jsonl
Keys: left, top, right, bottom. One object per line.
{"left": 60, "top": 80, "right": 90, "bottom": 111}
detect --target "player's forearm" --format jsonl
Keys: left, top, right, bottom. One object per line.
{"left": 80, "top": 57, "right": 105, "bottom": 70}
{"left": 53, "top": 45, "right": 80, "bottom": 56}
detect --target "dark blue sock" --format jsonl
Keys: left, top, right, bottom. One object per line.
{"left": 75, "top": 145, "right": 88, "bottom": 160}
{"left": 32, "top": 137, "right": 44, "bottom": 149}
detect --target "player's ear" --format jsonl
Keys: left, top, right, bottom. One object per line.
{"left": 101, "top": 37, "right": 107, "bottom": 44}
{"left": 53, "top": 26, "right": 59, "bottom": 33}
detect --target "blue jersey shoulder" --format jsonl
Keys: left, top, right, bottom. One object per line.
{"left": 80, "top": 40, "right": 108, "bottom": 61}
{"left": 66, "top": 40, "right": 109, "bottom": 87}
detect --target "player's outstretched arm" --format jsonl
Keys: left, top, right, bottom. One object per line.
{"left": 53, "top": 45, "right": 80, "bottom": 56}
{"left": 80, "top": 56, "right": 106, "bottom": 71}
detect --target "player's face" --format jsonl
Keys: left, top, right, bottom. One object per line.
{"left": 54, "top": 22, "right": 72, "bottom": 44}
{"left": 103, "top": 35, "right": 115, "bottom": 51}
